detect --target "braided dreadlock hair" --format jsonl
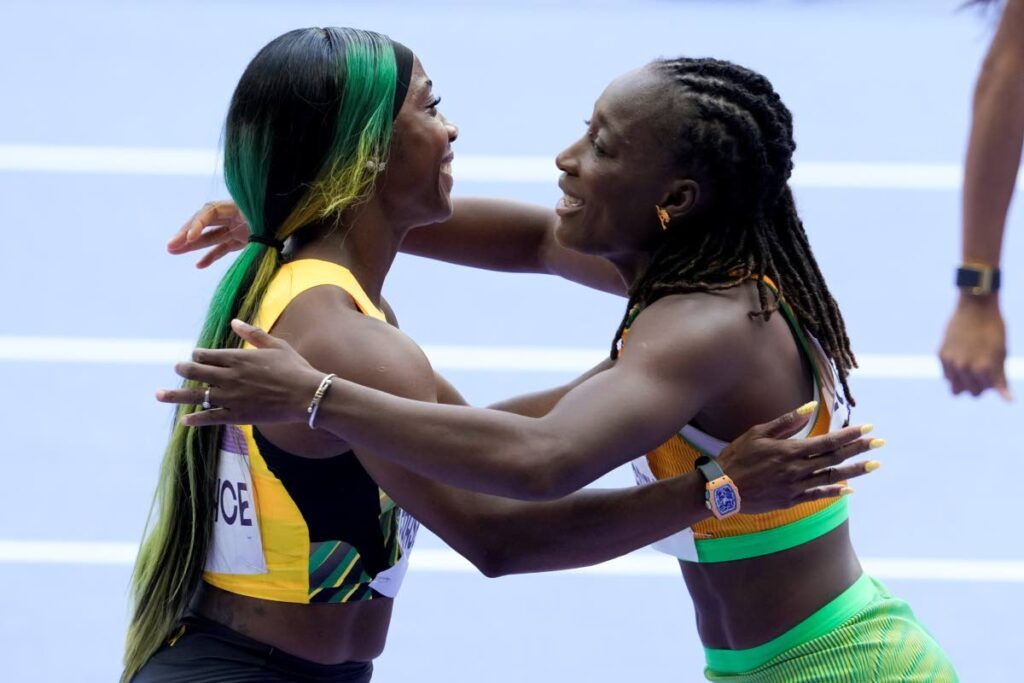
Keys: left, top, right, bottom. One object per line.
{"left": 610, "top": 57, "right": 857, "bottom": 405}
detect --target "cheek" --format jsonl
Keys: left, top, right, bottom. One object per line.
{"left": 386, "top": 136, "right": 429, "bottom": 186}
{"left": 585, "top": 173, "right": 630, "bottom": 226}
{"left": 581, "top": 174, "right": 658, "bottom": 247}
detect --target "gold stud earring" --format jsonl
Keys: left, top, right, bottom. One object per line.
{"left": 656, "top": 205, "right": 670, "bottom": 231}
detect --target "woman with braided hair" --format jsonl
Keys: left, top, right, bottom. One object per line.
{"left": 166, "top": 57, "right": 955, "bottom": 680}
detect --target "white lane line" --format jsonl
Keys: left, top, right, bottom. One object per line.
{"left": 1, "top": 541, "right": 1022, "bottom": 583}
{"left": 3, "top": 143, "right": 1017, "bottom": 190}
{"left": 0, "top": 144, "right": 221, "bottom": 176}
{"left": 1, "top": 335, "right": 1022, "bottom": 380}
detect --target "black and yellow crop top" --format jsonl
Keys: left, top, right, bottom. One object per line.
{"left": 203, "top": 259, "right": 418, "bottom": 603}
{"left": 630, "top": 278, "right": 852, "bottom": 564}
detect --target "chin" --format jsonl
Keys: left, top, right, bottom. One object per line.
{"left": 408, "top": 196, "right": 455, "bottom": 229}
{"left": 553, "top": 217, "right": 593, "bottom": 254}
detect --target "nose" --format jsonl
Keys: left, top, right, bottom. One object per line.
{"left": 442, "top": 115, "right": 458, "bottom": 143}
{"left": 555, "top": 142, "right": 578, "bottom": 175}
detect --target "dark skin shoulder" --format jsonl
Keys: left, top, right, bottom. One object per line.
{"left": 256, "top": 287, "right": 435, "bottom": 457}
{"left": 680, "top": 282, "right": 815, "bottom": 441}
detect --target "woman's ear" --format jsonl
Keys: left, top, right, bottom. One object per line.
{"left": 659, "top": 178, "right": 701, "bottom": 221}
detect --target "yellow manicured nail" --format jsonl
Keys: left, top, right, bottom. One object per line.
{"left": 865, "top": 460, "right": 882, "bottom": 472}
{"left": 840, "top": 487, "right": 855, "bottom": 496}
{"left": 869, "top": 439, "right": 886, "bottom": 450}
{"left": 860, "top": 424, "right": 874, "bottom": 435}
{"left": 797, "top": 401, "right": 818, "bottom": 416}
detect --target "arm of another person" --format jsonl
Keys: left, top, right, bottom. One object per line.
{"left": 167, "top": 197, "right": 626, "bottom": 295}
{"left": 359, "top": 371, "right": 865, "bottom": 577}
{"left": 289, "top": 297, "right": 755, "bottom": 500}
{"left": 235, "top": 298, "right": 853, "bottom": 576}
{"left": 175, "top": 297, "right": 873, "bottom": 504}
{"left": 941, "top": 0, "right": 1024, "bottom": 399}
{"left": 262, "top": 309, "right": 709, "bottom": 575}
{"left": 400, "top": 197, "right": 626, "bottom": 295}
{"left": 351, "top": 369, "right": 712, "bottom": 576}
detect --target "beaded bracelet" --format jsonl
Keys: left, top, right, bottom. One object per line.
{"left": 307, "top": 373, "right": 337, "bottom": 429}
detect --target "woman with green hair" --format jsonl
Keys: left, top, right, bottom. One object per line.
{"left": 129, "top": 25, "right": 877, "bottom": 683}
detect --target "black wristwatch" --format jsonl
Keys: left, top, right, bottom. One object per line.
{"left": 956, "top": 265, "right": 1001, "bottom": 296}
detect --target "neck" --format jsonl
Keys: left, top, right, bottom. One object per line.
{"left": 607, "top": 251, "right": 653, "bottom": 294}
{"left": 289, "top": 200, "right": 403, "bottom": 305}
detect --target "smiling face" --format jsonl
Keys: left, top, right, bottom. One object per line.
{"left": 553, "top": 66, "right": 698, "bottom": 259}
{"left": 379, "top": 56, "right": 459, "bottom": 228}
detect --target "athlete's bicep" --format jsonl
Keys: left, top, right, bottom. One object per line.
{"left": 534, "top": 302, "right": 744, "bottom": 489}
{"left": 298, "top": 315, "right": 438, "bottom": 407}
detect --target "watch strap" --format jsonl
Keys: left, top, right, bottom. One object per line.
{"left": 695, "top": 455, "right": 726, "bottom": 483}
{"left": 956, "top": 265, "right": 1001, "bottom": 294}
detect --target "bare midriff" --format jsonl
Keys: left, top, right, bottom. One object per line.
{"left": 195, "top": 582, "right": 393, "bottom": 664}
{"left": 681, "top": 522, "right": 862, "bottom": 650}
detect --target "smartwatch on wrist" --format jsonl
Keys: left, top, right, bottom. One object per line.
{"left": 956, "top": 264, "right": 1000, "bottom": 296}
{"left": 695, "top": 455, "right": 741, "bottom": 519}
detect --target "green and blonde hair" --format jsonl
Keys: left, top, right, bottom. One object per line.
{"left": 123, "top": 27, "right": 409, "bottom": 680}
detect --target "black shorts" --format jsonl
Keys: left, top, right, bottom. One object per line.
{"left": 130, "top": 614, "right": 374, "bottom": 683}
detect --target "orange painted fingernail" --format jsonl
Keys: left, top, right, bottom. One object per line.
{"left": 840, "top": 487, "right": 855, "bottom": 496}
{"left": 860, "top": 424, "right": 874, "bottom": 435}
{"left": 869, "top": 439, "right": 886, "bottom": 450}
{"left": 797, "top": 401, "right": 818, "bottom": 416}
{"left": 865, "top": 461, "right": 882, "bottom": 472}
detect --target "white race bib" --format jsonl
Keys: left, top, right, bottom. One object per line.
{"left": 205, "top": 428, "right": 268, "bottom": 575}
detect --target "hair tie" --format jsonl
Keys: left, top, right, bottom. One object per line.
{"left": 248, "top": 234, "right": 285, "bottom": 252}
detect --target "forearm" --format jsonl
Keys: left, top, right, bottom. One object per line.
{"left": 355, "top": 444, "right": 706, "bottom": 578}
{"left": 477, "top": 472, "right": 708, "bottom": 576}
{"left": 962, "top": 17, "right": 1024, "bottom": 267}
{"left": 400, "top": 197, "right": 549, "bottom": 272}
{"left": 316, "top": 378, "right": 576, "bottom": 500}
{"left": 401, "top": 197, "right": 626, "bottom": 295}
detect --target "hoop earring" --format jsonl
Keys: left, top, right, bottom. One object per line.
{"left": 656, "top": 205, "right": 670, "bottom": 231}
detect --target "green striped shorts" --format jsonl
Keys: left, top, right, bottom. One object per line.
{"left": 704, "top": 574, "right": 957, "bottom": 682}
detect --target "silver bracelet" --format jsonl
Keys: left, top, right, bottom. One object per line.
{"left": 307, "top": 373, "right": 337, "bottom": 430}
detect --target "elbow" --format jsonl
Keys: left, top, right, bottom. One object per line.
{"left": 476, "top": 553, "right": 511, "bottom": 579}
{"left": 463, "top": 542, "right": 512, "bottom": 578}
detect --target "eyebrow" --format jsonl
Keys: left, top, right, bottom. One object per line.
{"left": 594, "top": 110, "right": 623, "bottom": 142}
